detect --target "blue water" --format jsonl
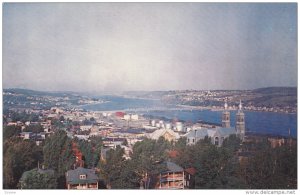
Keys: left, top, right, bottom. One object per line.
{"left": 82, "top": 96, "right": 297, "bottom": 138}
{"left": 142, "top": 110, "right": 297, "bottom": 138}
{"left": 82, "top": 96, "right": 168, "bottom": 111}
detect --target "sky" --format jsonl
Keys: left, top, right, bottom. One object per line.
{"left": 3, "top": 3, "right": 298, "bottom": 92}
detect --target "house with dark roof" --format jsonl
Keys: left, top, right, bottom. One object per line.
{"left": 155, "top": 161, "right": 194, "bottom": 189}
{"left": 65, "top": 167, "right": 99, "bottom": 189}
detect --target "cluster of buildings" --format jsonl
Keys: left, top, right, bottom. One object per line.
{"left": 6, "top": 99, "right": 247, "bottom": 189}
{"left": 157, "top": 89, "right": 296, "bottom": 114}
{"left": 145, "top": 100, "right": 245, "bottom": 147}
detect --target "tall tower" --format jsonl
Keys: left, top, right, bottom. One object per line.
{"left": 236, "top": 100, "right": 245, "bottom": 140}
{"left": 222, "top": 100, "right": 230, "bottom": 128}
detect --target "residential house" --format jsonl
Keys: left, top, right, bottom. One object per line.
{"left": 65, "top": 167, "right": 99, "bottom": 189}
{"left": 155, "top": 161, "right": 194, "bottom": 189}
{"left": 184, "top": 167, "right": 196, "bottom": 189}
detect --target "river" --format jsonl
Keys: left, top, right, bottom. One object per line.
{"left": 81, "top": 96, "right": 297, "bottom": 138}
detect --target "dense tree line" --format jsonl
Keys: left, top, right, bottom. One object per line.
{"left": 3, "top": 125, "right": 22, "bottom": 141}
{"left": 240, "top": 139, "right": 297, "bottom": 189}
{"left": 3, "top": 127, "right": 297, "bottom": 189}
{"left": 7, "top": 111, "right": 40, "bottom": 123}
{"left": 98, "top": 137, "right": 171, "bottom": 189}
{"left": 97, "top": 135, "right": 297, "bottom": 189}
{"left": 43, "top": 130, "right": 75, "bottom": 188}
{"left": 3, "top": 137, "right": 43, "bottom": 189}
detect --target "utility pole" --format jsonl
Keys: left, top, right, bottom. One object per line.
{"left": 288, "top": 128, "right": 292, "bottom": 151}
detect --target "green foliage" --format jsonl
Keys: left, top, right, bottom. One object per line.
{"left": 122, "top": 138, "right": 128, "bottom": 146}
{"left": 10, "top": 111, "right": 40, "bottom": 123}
{"left": 222, "top": 134, "right": 242, "bottom": 153}
{"left": 50, "top": 118, "right": 64, "bottom": 130}
{"left": 76, "top": 139, "right": 94, "bottom": 168}
{"left": 3, "top": 125, "right": 21, "bottom": 140}
{"left": 98, "top": 146, "right": 134, "bottom": 188}
{"left": 193, "top": 140, "right": 245, "bottom": 189}
{"left": 174, "top": 137, "right": 187, "bottom": 150}
{"left": 83, "top": 118, "right": 92, "bottom": 125}
{"left": 129, "top": 138, "right": 170, "bottom": 188}
{"left": 3, "top": 138, "right": 43, "bottom": 189}
{"left": 242, "top": 140, "right": 297, "bottom": 189}
{"left": 89, "top": 136, "right": 103, "bottom": 167}
{"left": 59, "top": 115, "right": 65, "bottom": 122}
{"left": 43, "top": 130, "right": 75, "bottom": 177}
{"left": 23, "top": 124, "right": 44, "bottom": 133}
{"left": 19, "top": 168, "right": 57, "bottom": 189}
{"left": 97, "top": 138, "right": 171, "bottom": 189}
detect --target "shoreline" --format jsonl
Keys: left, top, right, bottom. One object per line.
{"left": 79, "top": 103, "right": 297, "bottom": 115}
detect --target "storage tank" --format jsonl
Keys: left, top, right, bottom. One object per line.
{"left": 131, "top": 114, "right": 139, "bottom": 120}
{"left": 151, "top": 120, "right": 156, "bottom": 127}
{"left": 176, "top": 122, "right": 183, "bottom": 132}
{"left": 165, "top": 123, "right": 172, "bottom": 129}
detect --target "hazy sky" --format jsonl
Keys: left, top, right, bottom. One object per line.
{"left": 3, "top": 3, "right": 297, "bottom": 92}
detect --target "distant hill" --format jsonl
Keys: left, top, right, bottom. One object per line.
{"left": 4, "top": 88, "right": 78, "bottom": 97}
{"left": 252, "top": 87, "right": 297, "bottom": 96}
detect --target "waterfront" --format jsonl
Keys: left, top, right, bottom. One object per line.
{"left": 81, "top": 96, "right": 297, "bottom": 138}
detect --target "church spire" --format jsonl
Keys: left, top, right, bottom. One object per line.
{"left": 224, "top": 99, "right": 228, "bottom": 110}
{"left": 222, "top": 99, "right": 230, "bottom": 128}
{"left": 236, "top": 99, "right": 245, "bottom": 141}
{"left": 238, "top": 99, "right": 242, "bottom": 111}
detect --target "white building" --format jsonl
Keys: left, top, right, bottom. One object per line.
{"left": 80, "top": 125, "right": 93, "bottom": 131}
{"left": 131, "top": 114, "right": 139, "bottom": 120}
{"left": 147, "top": 128, "right": 180, "bottom": 142}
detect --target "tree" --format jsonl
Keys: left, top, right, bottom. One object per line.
{"left": 90, "top": 136, "right": 103, "bottom": 167}
{"left": 50, "top": 118, "right": 64, "bottom": 130}
{"left": 18, "top": 168, "right": 57, "bottom": 189}
{"left": 174, "top": 137, "right": 187, "bottom": 151}
{"left": 23, "top": 124, "right": 44, "bottom": 133}
{"left": 122, "top": 139, "right": 128, "bottom": 146}
{"left": 241, "top": 140, "right": 297, "bottom": 189}
{"left": 3, "top": 137, "right": 43, "bottom": 189}
{"left": 3, "top": 125, "right": 21, "bottom": 140}
{"left": 192, "top": 138, "right": 245, "bottom": 189}
{"left": 10, "top": 111, "right": 39, "bottom": 123}
{"left": 98, "top": 146, "right": 133, "bottom": 188}
{"left": 59, "top": 115, "right": 65, "bottom": 122}
{"left": 129, "top": 138, "right": 169, "bottom": 188}
{"left": 222, "top": 134, "right": 241, "bottom": 153}
{"left": 83, "top": 118, "right": 91, "bottom": 125}
{"left": 43, "top": 130, "right": 75, "bottom": 176}
{"left": 76, "top": 139, "right": 94, "bottom": 168}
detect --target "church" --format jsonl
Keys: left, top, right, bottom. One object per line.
{"left": 185, "top": 100, "right": 245, "bottom": 146}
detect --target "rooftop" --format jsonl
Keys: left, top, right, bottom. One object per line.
{"left": 66, "top": 167, "right": 99, "bottom": 185}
